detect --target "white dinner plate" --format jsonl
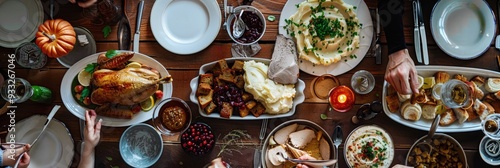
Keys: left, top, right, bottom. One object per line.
{"left": 382, "top": 66, "right": 500, "bottom": 132}
{"left": 0, "top": 0, "right": 43, "bottom": 48}
{"left": 189, "top": 57, "right": 306, "bottom": 120}
{"left": 150, "top": 0, "right": 222, "bottom": 55}
{"left": 278, "top": 0, "right": 373, "bottom": 76}
{"left": 6, "top": 115, "right": 73, "bottom": 168}
{"left": 60, "top": 51, "right": 173, "bottom": 127}
{"left": 430, "top": 0, "right": 496, "bottom": 60}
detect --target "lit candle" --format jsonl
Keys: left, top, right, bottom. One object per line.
{"left": 329, "top": 85, "right": 355, "bottom": 112}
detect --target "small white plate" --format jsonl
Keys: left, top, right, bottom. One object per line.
{"left": 278, "top": 0, "right": 373, "bottom": 76}
{"left": 57, "top": 27, "right": 97, "bottom": 68}
{"left": 0, "top": 0, "right": 43, "bottom": 48}
{"left": 430, "top": 0, "right": 496, "bottom": 59}
{"left": 480, "top": 136, "right": 500, "bottom": 166}
{"left": 60, "top": 51, "right": 173, "bottom": 127}
{"left": 150, "top": 0, "right": 222, "bottom": 55}
{"left": 6, "top": 115, "right": 73, "bottom": 168}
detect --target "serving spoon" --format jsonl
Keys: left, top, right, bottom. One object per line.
{"left": 415, "top": 114, "right": 441, "bottom": 155}
{"left": 277, "top": 152, "right": 337, "bottom": 168}
{"left": 232, "top": 9, "right": 247, "bottom": 38}
{"left": 117, "top": 0, "right": 131, "bottom": 50}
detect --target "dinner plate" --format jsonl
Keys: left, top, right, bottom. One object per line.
{"left": 382, "top": 66, "right": 500, "bottom": 132}
{"left": 430, "top": 0, "right": 496, "bottom": 59}
{"left": 60, "top": 51, "right": 173, "bottom": 127}
{"left": 6, "top": 115, "right": 73, "bottom": 168}
{"left": 278, "top": 0, "right": 373, "bottom": 76}
{"left": 57, "top": 27, "right": 97, "bottom": 68}
{"left": 0, "top": 0, "right": 43, "bottom": 48}
{"left": 150, "top": 0, "right": 222, "bottom": 55}
{"left": 189, "top": 57, "right": 305, "bottom": 120}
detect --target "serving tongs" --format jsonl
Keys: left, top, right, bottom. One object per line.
{"left": 277, "top": 152, "right": 337, "bottom": 168}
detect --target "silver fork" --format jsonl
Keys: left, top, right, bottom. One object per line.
{"left": 253, "top": 119, "right": 268, "bottom": 168}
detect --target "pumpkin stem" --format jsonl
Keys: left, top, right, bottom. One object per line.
{"left": 42, "top": 31, "right": 56, "bottom": 41}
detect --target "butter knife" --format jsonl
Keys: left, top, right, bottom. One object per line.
{"left": 417, "top": 0, "right": 429, "bottom": 65}
{"left": 412, "top": 1, "right": 422, "bottom": 64}
{"left": 31, "top": 105, "right": 60, "bottom": 148}
{"left": 375, "top": 8, "right": 381, "bottom": 65}
{"left": 133, "top": 0, "right": 144, "bottom": 52}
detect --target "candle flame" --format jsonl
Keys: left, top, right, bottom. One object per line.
{"left": 338, "top": 94, "right": 347, "bottom": 103}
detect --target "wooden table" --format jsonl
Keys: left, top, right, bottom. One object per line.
{"left": 0, "top": 0, "right": 498, "bottom": 167}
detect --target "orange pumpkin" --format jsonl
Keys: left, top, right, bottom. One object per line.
{"left": 35, "top": 19, "right": 76, "bottom": 58}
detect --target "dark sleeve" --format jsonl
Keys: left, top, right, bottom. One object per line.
{"left": 378, "top": 0, "right": 407, "bottom": 55}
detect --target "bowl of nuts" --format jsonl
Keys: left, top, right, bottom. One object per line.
{"left": 181, "top": 122, "right": 216, "bottom": 156}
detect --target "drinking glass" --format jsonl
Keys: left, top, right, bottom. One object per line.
{"left": 440, "top": 79, "right": 471, "bottom": 109}
{"left": 351, "top": 70, "right": 375, "bottom": 94}
{"left": 15, "top": 42, "right": 47, "bottom": 69}
{"left": 226, "top": 6, "right": 266, "bottom": 57}
{"left": 0, "top": 78, "right": 33, "bottom": 103}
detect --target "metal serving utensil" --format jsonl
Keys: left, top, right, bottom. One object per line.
{"left": 232, "top": 9, "right": 247, "bottom": 38}
{"left": 118, "top": 0, "right": 131, "bottom": 50}
{"left": 415, "top": 114, "right": 440, "bottom": 155}
{"left": 332, "top": 125, "right": 342, "bottom": 168}
{"left": 277, "top": 152, "right": 337, "bottom": 167}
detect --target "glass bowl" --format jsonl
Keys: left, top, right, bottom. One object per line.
{"left": 225, "top": 5, "right": 266, "bottom": 45}
{"left": 180, "top": 122, "right": 216, "bottom": 156}
{"left": 440, "top": 79, "right": 471, "bottom": 108}
{"left": 350, "top": 70, "right": 375, "bottom": 94}
{"left": 152, "top": 97, "right": 192, "bottom": 136}
{"left": 119, "top": 123, "right": 163, "bottom": 167}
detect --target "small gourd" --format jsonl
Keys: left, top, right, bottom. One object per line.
{"left": 35, "top": 19, "right": 76, "bottom": 58}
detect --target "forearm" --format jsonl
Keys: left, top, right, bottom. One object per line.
{"left": 378, "top": 0, "right": 406, "bottom": 55}
{"left": 78, "top": 144, "right": 95, "bottom": 168}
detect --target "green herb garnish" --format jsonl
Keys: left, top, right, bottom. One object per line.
{"left": 102, "top": 26, "right": 111, "bottom": 38}
{"left": 106, "top": 50, "right": 118, "bottom": 58}
{"left": 80, "top": 87, "right": 90, "bottom": 102}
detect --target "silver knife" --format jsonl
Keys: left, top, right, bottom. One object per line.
{"left": 375, "top": 8, "right": 381, "bottom": 65}
{"left": 412, "top": 1, "right": 422, "bottom": 64}
{"left": 31, "top": 105, "right": 60, "bottom": 147}
{"left": 133, "top": 0, "right": 144, "bottom": 52}
{"left": 417, "top": 0, "right": 429, "bottom": 65}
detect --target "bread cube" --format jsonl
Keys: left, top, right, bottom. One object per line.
{"left": 199, "top": 73, "right": 214, "bottom": 85}
{"left": 197, "top": 83, "right": 212, "bottom": 95}
{"left": 198, "top": 90, "right": 213, "bottom": 109}
{"left": 220, "top": 102, "right": 233, "bottom": 118}
{"left": 204, "top": 101, "right": 217, "bottom": 115}
{"left": 251, "top": 102, "right": 265, "bottom": 117}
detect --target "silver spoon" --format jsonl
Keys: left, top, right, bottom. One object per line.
{"left": 332, "top": 125, "right": 342, "bottom": 168}
{"left": 276, "top": 152, "right": 337, "bottom": 168}
{"left": 415, "top": 114, "right": 441, "bottom": 155}
{"left": 232, "top": 9, "right": 247, "bottom": 38}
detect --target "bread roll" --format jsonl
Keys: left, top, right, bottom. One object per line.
{"left": 439, "top": 109, "right": 456, "bottom": 126}
{"left": 386, "top": 93, "right": 400, "bottom": 113}
{"left": 470, "top": 76, "right": 485, "bottom": 87}
{"left": 471, "top": 81, "right": 484, "bottom": 100}
{"left": 453, "top": 74, "right": 468, "bottom": 82}
{"left": 421, "top": 104, "right": 437, "bottom": 119}
{"left": 465, "top": 107, "right": 478, "bottom": 121}
{"left": 434, "top": 71, "right": 450, "bottom": 84}
{"left": 474, "top": 99, "right": 494, "bottom": 120}
{"left": 397, "top": 92, "right": 411, "bottom": 102}
{"left": 485, "top": 78, "right": 500, "bottom": 93}
{"left": 401, "top": 102, "right": 422, "bottom": 121}
{"left": 452, "top": 108, "right": 469, "bottom": 124}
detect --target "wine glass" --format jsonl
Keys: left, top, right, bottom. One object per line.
{"left": 226, "top": 6, "right": 266, "bottom": 57}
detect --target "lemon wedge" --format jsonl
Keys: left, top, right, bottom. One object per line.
{"left": 78, "top": 69, "right": 92, "bottom": 86}
{"left": 140, "top": 96, "right": 154, "bottom": 111}
{"left": 417, "top": 75, "right": 424, "bottom": 89}
{"left": 422, "top": 77, "right": 436, "bottom": 89}
{"left": 126, "top": 62, "right": 142, "bottom": 68}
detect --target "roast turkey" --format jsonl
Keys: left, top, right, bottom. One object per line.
{"left": 91, "top": 67, "right": 171, "bottom": 105}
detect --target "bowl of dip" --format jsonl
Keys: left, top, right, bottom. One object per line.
{"left": 344, "top": 125, "right": 394, "bottom": 168}
{"left": 152, "top": 97, "right": 192, "bottom": 135}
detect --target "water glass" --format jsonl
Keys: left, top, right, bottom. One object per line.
{"left": 351, "top": 70, "right": 375, "bottom": 94}
{"left": 440, "top": 79, "right": 470, "bottom": 108}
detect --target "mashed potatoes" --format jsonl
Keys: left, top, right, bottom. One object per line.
{"left": 285, "top": 0, "right": 360, "bottom": 65}
{"left": 243, "top": 61, "right": 296, "bottom": 114}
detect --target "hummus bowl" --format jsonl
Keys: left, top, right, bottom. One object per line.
{"left": 189, "top": 57, "right": 305, "bottom": 120}
{"left": 261, "top": 119, "right": 335, "bottom": 168}
{"left": 344, "top": 125, "right": 394, "bottom": 168}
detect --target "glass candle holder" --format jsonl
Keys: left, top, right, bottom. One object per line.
{"left": 328, "top": 85, "right": 355, "bottom": 112}
{"left": 311, "top": 74, "right": 340, "bottom": 99}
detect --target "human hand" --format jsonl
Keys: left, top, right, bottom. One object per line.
{"left": 385, "top": 49, "right": 419, "bottom": 95}
{"left": 296, "top": 154, "right": 317, "bottom": 168}
{"left": 84, "top": 110, "right": 102, "bottom": 149}
{"left": 68, "top": 0, "right": 98, "bottom": 8}
{"left": 2, "top": 144, "right": 30, "bottom": 168}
